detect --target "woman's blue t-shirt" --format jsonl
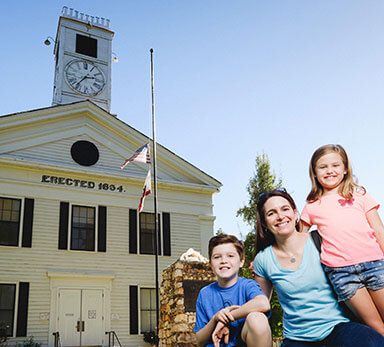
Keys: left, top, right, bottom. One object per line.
{"left": 194, "top": 277, "right": 265, "bottom": 346}
{"left": 253, "top": 237, "right": 349, "bottom": 341}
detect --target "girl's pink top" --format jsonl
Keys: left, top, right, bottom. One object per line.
{"left": 301, "top": 192, "right": 384, "bottom": 267}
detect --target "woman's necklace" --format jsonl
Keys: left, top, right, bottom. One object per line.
{"left": 284, "top": 250, "right": 297, "bottom": 263}
{"left": 274, "top": 245, "right": 299, "bottom": 266}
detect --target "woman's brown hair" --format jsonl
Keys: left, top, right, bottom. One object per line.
{"left": 256, "top": 189, "right": 299, "bottom": 254}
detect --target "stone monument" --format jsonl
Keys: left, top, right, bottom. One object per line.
{"left": 158, "top": 248, "right": 216, "bottom": 346}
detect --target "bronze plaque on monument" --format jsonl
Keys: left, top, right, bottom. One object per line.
{"left": 183, "top": 280, "right": 215, "bottom": 312}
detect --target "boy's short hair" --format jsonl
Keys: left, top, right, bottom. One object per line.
{"left": 208, "top": 234, "right": 244, "bottom": 260}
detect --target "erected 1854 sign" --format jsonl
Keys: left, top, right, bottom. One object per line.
{"left": 41, "top": 175, "right": 126, "bottom": 193}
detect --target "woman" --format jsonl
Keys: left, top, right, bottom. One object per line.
{"left": 252, "top": 188, "right": 384, "bottom": 347}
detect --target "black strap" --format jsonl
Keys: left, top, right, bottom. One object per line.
{"left": 310, "top": 229, "right": 322, "bottom": 252}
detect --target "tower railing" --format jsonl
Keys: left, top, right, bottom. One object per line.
{"left": 61, "top": 6, "right": 110, "bottom": 29}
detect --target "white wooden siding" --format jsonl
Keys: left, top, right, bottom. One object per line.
{"left": 0, "top": 198, "right": 207, "bottom": 346}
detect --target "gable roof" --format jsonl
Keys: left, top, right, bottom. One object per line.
{"left": 0, "top": 101, "right": 221, "bottom": 192}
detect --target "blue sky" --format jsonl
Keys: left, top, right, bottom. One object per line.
{"left": 2, "top": 1, "right": 384, "bottom": 239}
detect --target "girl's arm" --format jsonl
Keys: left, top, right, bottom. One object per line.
{"left": 367, "top": 208, "right": 384, "bottom": 253}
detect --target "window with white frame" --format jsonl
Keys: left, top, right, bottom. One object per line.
{"left": 0, "top": 284, "right": 16, "bottom": 337}
{"left": 59, "top": 202, "right": 106, "bottom": 252}
{"left": 129, "top": 209, "right": 171, "bottom": 256}
{"left": 71, "top": 205, "right": 95, "bottom": 251}
{"left": 0, "top": 198, "right": 21, "bottom": 246}
{"left": 139, "top": 213, "right": 160, "bottom": 255}
{"left": 0, "top": 282, "right": 29, "bottom": 337}
{"left": 140, "top": 288, "right": 156, "bottom": 333}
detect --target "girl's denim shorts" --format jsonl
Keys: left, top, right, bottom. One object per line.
{"left": 323, "top": 259, "right": 384, "bottom": 302}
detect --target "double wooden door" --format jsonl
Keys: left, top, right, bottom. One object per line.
{"left": 58, "top": 289, "right": 103, "bottom": 346}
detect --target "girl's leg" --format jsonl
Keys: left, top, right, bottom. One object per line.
{"left": 369, "top": 288, "right": 384, "bottom": 320}
{"left": 345, "top": 287, "right": 384, "bottom": 335}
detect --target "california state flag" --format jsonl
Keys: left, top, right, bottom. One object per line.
{"left": 138, "top": 169, "right": 151, "bottom": 213}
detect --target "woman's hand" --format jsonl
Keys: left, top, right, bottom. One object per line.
{"left": 214, "top": 305, "right": 240, "bottom": 324}
{"left": 212, "top": 321, "right": 229, "bottom": 347}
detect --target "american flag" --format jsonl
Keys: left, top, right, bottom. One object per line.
{"left": 121, "top": 144, "right": 151, "bottom": 169}
{"left": 138, "top": 169, "right": 152, "bottom": 213}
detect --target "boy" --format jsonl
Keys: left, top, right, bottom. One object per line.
{"left": 194, "top": 234, "right": 272, "bottom": 347}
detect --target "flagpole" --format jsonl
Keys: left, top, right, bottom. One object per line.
{"left": 150, "top": 48, "right": 160, "bottom": 343}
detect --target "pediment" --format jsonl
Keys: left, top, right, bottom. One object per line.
{"left": 0, "top": 101, "right": 221, "bottom": 190}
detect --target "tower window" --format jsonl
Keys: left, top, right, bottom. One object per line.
{"left": 76, "top": 34, "right": 97, "bottom": 58}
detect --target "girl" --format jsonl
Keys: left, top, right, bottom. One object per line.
{"left": 301, "top": 144, "right": 384, "bottom": 335}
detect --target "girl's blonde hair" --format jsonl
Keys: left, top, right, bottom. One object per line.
{"left": 307, "top": 144, "right": 364, "bottom": 202}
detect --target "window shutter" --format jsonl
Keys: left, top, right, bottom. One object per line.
{"left": 58, "top": 202, "right": 69, "bottom": 250}
{"left": 22, "top": 198, "right": 34, "bottom": 248}
{"left": 16, "top": 282, "right": 29, "bottom": 337}
{"left": 162, "top": 213, "right": 171, "bottom": 256}
{"left": 129, "top": 285, "right": 138, "bottom": 334}
{"left": 98, "top": 206, "right": 107, "bottom": 252}
{"left": 157, "top": 214, "right": 161, "bottom": 255}
{"left": 129, "top": 209, "right": 137, "bottom": 254}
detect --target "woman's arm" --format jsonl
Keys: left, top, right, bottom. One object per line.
{"left": 367, "top": 208, "right": 384, "bottom": 253}
{"left": 254, "top": 274, "right": 273, "bottom": 300}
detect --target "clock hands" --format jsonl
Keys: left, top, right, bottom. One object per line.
{"left": 75, "top": 71, "right": 96, "bottom": 87}
{"left": 79, "top": 65, "right": 96, "bottom": 82}
{"left": 76, "top": 75, "right": 88, "bottom": 86}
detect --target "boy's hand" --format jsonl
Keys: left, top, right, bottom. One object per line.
{"left": 212, "top": 321, "right": 229, "bottom": 347}
{"left": 214, "top": 305, "right": 240, "bottom": 324}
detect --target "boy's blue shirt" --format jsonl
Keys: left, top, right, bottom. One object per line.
{"left": 194, "top": 276, "right": 265, "bottom": 347}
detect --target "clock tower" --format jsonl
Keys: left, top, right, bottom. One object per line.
{"left": 51, "top": 7, "right": 114, "bottom": 112}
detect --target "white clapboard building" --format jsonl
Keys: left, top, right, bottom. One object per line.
{"left": 0, "top": 7, "right": 221, "bottom": 347}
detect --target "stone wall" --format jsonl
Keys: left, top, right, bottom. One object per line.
{"left": 159, "top": 249, "right": 215, "bottom": 346}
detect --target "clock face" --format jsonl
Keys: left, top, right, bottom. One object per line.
{"left": 64, "top": 59, "right": 106, "bottom": 96}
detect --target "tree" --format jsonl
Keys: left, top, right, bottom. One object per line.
{"left": 237, "top": 153, "right": 283, "bottom": 338}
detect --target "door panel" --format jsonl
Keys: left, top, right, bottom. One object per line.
{"left": 81, "top": 289, "right": 103, "bottom": 346}
{"left": 58, "top": 290, "right": 81, "bottom": 346}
